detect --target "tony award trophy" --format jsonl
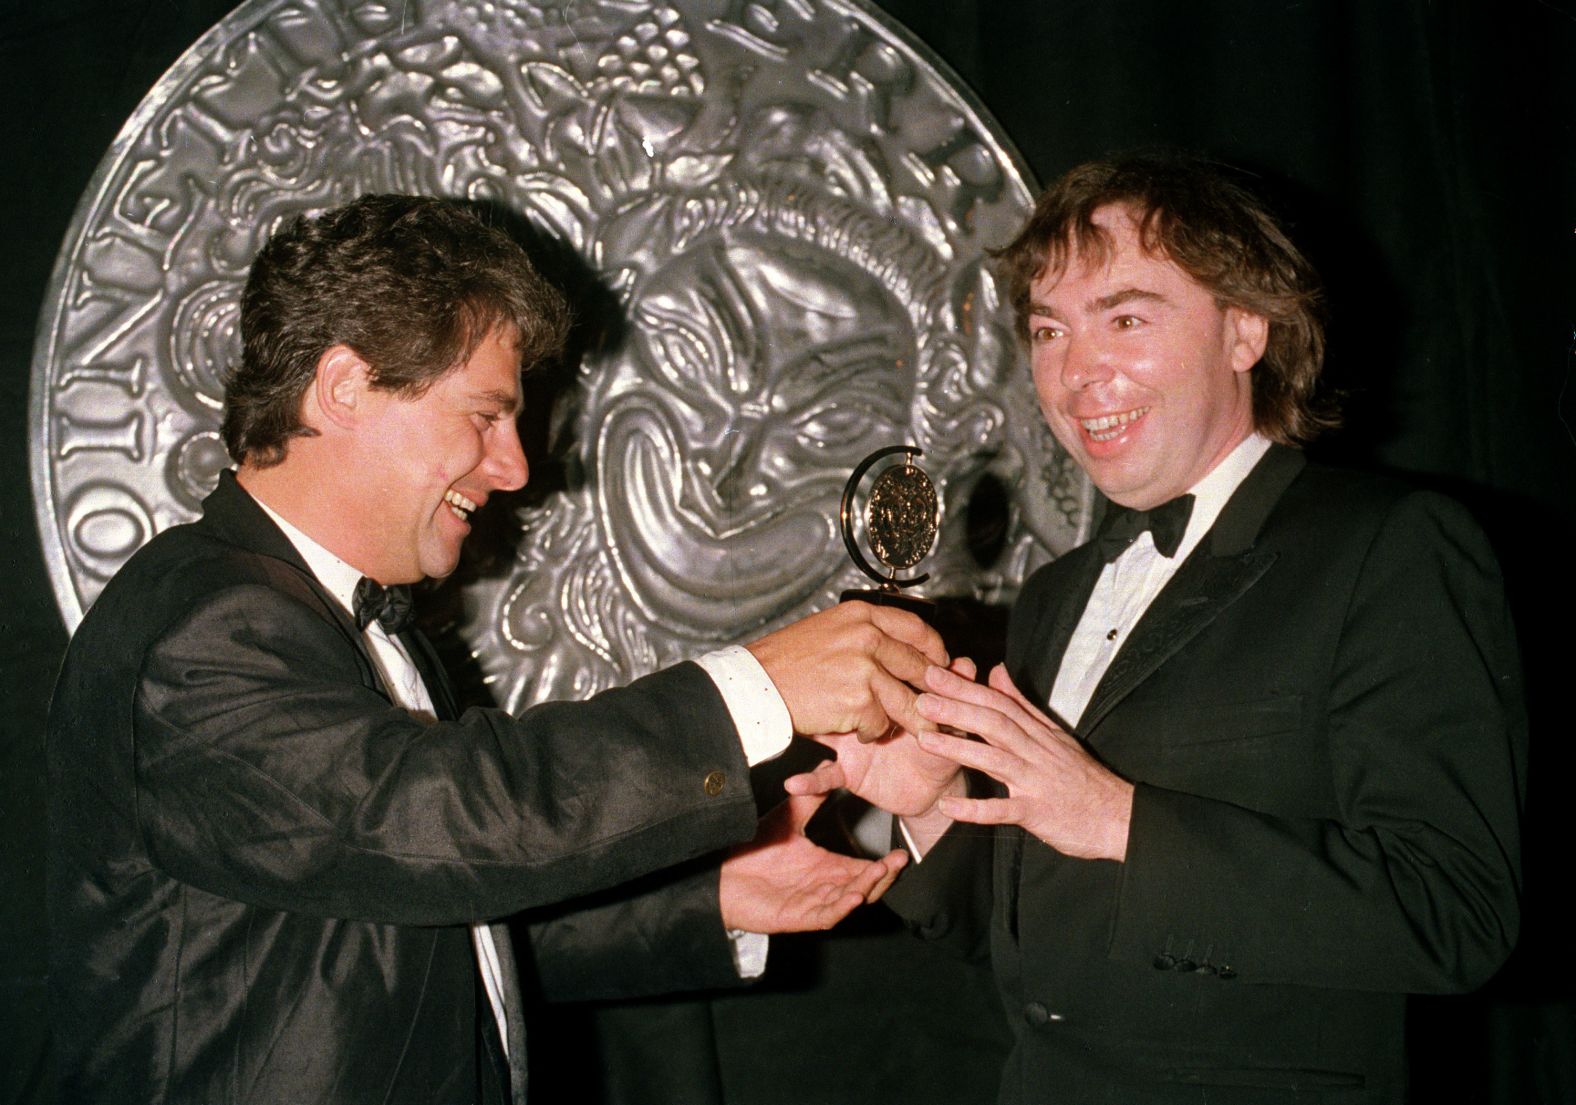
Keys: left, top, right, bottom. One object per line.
{"left": 839, "top": 445, "right": 940, "bottom": 620}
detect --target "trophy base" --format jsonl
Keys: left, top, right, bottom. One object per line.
{"left": 839, "top": 588, "right": 937, "bottom": 620}
{"left": 840, "top": 590, "right": 1009, "bottom": 674}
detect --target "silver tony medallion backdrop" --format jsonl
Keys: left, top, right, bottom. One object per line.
{"left": 31, "top": 0, "right": 1092, "bottom": 706}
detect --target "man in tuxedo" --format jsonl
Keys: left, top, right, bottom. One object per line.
{"left": 47, "top": 194, "right": 947, "bottom": 1105}
{"left": 792, "top": 155, "right": 1526, "bottom": 1102}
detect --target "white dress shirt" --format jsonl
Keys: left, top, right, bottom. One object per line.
{"left": 901, "top": 433, "right": 1271, "bottom": 862}
{"left": 255, "top": 501, "right": 790, "bottom": 1054}
{"left": 1050, "top": 433, "right": 1271, "bottom": 727}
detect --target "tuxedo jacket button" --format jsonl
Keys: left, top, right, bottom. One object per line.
{"left": 1023, "top": 1002, "right": 1049, "bottom": 1026}
{"left": 1173, "top": 958, "right": 1197, "bottom": 972}
{"left": 1216, "top": 965, "right": 1238, "bottom": 980}
{"left": 1153, "top": 953, "right": 1177, "bottom": 970}
{"left": 703, "top": 770, "right": 727, "bottom": 796}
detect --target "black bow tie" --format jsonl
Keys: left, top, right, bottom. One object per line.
{"left": 1096, "top": 494, "right": 1196, "bottom": 563}
{"left": 353, "top": 577, "right": 415, "bottom": 634}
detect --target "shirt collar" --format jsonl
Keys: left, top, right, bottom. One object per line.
{"left": 252, "top": 495, "right": 365, "bottom": 616}
{"left": 1171, "top": 432, "right": 1273, "bottom": 563}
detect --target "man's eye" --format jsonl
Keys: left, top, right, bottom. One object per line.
{"left": 1114, "top": 315, "right": 1143, "bottom": 330}
{"left": 1031, "top": 325, "right": 1063, "bottom": 343}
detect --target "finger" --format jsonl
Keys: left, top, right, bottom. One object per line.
{"left": 845, "top": 855, "right": 893, "bottom": 900}
{"left": 811, "top": 890, "right": 869, "bottom": 930}
{"left": 938, "top": 794, "right": 1027, "bottom": 827}
{"left": 782, "top": 790, "right": 829, "bottom": 833}
{"left": 988, "top": 664, "right": 1044, "bottom": 717}
{"left": 869, "top": 631, "right": 942, "bottom": 690}
{"left": 864, "top": 849, "right": 909, "bottom": 903}
{"left": 783, "top": 760, "right": 846, "bottom": 797}
{"left": 926, "top": 664, "right": 1046, "bottom": 736}
{"left": 863, "top": 604, "right": 950, "bottom": 667}
{"left": 867, "top": 668, "right": 939, "bottom": 743}
{"left": 950, "top": 655, "right": 978, "bottom": 683}
{"left": 918, "top": 678, "right": 1065, "bottom": 761}
{"left": 915, "top": 730, "right": 1018, "bottom": 782}
{"left": 915, "top": 690, "right": 1040, "bottom": 761}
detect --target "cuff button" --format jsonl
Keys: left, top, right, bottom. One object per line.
{"left": 703, "top": 770, "right": 727, "bottom": 796}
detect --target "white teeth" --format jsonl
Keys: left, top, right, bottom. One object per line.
{"left": 1081, "top": 407, "right": 1149, "bottom": 442}
{"left": 443, "top": 490, "right": 477, "bottom": 520}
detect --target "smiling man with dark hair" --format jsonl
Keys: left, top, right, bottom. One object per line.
{"left": 48, "top": 193, "right": 946, "bottom": 1105}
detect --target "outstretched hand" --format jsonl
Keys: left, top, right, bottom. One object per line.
{"left": 914, "top": 663, "right": 1135, "bottom": 861}
{"left": 718, "top": 791, "right": 908, "bottom": 934}
{"left": 784, "top": 656, "right": 977, "bottom": 818}
{"left": 746, "top": 601, "right": 949, "bottom": 742}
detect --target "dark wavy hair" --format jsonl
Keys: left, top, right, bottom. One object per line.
{"left": 997, "top": 154, "right": 1338, "bottom": 445}
{"left": 222, "top": 194, "right": 571, "bottom": 466}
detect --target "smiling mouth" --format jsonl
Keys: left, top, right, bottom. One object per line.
{"left": 1080, "top": 407, "right": 1149, "bottom": 443}
{"left": 443, "top": 489, "right": 477, "bottom": 522}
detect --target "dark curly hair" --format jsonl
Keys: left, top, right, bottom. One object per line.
{"left": 997, "top": 154, "right": 1338, "bottom": 445}
{"left": 222, "top": 194, "right": 571, "bottom": 466}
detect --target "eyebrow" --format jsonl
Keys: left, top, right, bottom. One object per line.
{"left": 1088, "top": 288, "right": 1168, "bottom": 313}
{"left": 1029, "top": 287, "right": 1169, "bottom": 319}
{"left": 471, "top": 388, "right": 521, "bottom": 414}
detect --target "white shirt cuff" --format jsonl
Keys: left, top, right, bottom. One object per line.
{"left": 694, "top": 645, "right": 793, "bottom": 766}
{"left": 727, "top": 928, "right": 770, "bottom": 979}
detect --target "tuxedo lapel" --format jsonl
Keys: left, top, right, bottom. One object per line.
{"left": 1017, "top": 546, "right": 1104, "bottom": 722}
{"left": 1079, "top": 550, "right": 1276, "bottom": 734}
{"left": 198, "top": 472, "right": 385, "bottom": 695}
{"left": 1079, "top": 445, "right": 1306, "bottom": 737}
{"left": 398, "top": 630, "right": 527, "bottom": 1103}
{"left": 400, "top": 628, "right": 460, "bottom": 721}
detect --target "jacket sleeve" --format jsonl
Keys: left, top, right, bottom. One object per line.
{"left": 1108, "top": 490, "right": 1526, "bottom": 993}
{"left": 881, "top": 767, "right": 1003, "bottom": 964}
{"left": 131, "top": 582, "right": 756, "bottom": 926}
{"left": 517, "top": 856, "right": 748, "bottom": 1003}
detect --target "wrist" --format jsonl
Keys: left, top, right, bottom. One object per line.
{"left": 1104, "top": 780, "right": 1136, "bottom": 862}
{"left": 901, "top": 771, "right": 966, "bottom": 857}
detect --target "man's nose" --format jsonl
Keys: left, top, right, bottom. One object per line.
{"left": 487, "top": 421, "right": 529, "bottom": 491}
{"left": 1059, "top": 335, "right": 1114, "bottom": 391}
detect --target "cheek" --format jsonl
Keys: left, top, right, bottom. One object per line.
{"left": 1031, "top": 365, "right": 1070, "bottom": 426}
{"left": 432, "top": 429, "right": 488, "bottom": 483}
{"left": 1029, "top": 354, "right": 1059, "bottom": 402}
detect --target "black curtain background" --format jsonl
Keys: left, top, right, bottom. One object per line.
{"left": 2, "top": 2, "right": 1571, "bottom": 1103}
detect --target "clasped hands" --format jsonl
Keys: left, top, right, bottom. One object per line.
{"left": 717, "top": 601, "right": 943, "bottom": 934}
{"left": 717, "top": 603, "right": 1133, "bottom": 936}
{"left": 785, "top": 659, "right": 1135, "bottom": 864}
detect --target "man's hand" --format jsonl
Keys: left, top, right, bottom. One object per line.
{"left": 784, "top": 656, "right": 976, "bottom": 859}
{"left": 784, "top": 655, "right": 978, "bottom": 817}
{"left": 718, "top": 792, "right": 908, "bottom": 933}
{"left": 746, "top": 601, "right": 948, "bottom": 742}
{"left": 914, "top": 663, "right": 1134, "bottom": 861}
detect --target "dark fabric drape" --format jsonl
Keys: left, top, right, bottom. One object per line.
{"left": 3, "top": 2, "right": 1570, "bottom": 1103}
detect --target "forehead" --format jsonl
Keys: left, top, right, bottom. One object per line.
{"left": 438, "top": 324, "right": 523, "bottom": 397}
{"left": 1032, "top": 204, "right": 1202, "bottom": 304}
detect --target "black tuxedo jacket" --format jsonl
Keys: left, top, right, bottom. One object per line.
{"left": 888, "top": 446, "right": 1525, "bottom": 1103}
{"left": 48, "top": 472, "right": 756, "bottom": 1104}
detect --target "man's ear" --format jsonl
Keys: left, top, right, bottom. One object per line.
{"left": 308, "top": 344, "right": 374, "bottom": 431}
{"left": 1228, "top": 308, "right": 1270, "bottom": 374}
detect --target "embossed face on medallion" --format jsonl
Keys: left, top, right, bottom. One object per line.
{"left": 32, "top": 0, "right": 1093, "bottom": 708}
{"left": 599, "top": 230, "right": 916, "bottom": 633}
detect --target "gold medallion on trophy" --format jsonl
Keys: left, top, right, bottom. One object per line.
{"left": 839, "top": 445, "right": 940, "bottom": 618}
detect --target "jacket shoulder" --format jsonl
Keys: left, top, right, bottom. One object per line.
{"left": 1268, "top": 460, "right": 1492, "bottom": 554}
{"left": 73, "top": 518, "right": 337, "bottom": 654}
